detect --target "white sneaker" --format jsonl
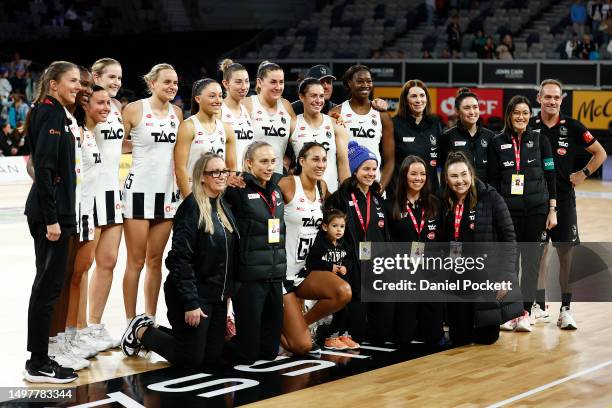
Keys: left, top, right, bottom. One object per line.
{"left": 530, "top": 304, "right": 550, "bottom": 325}
{"left": 91, "top": 324, "right": 120, "bottom": 349}
{"left": 48, "top": 337, "right": 61, "bottom": 358}
{"left": 79, "top": 326, "right": 113, "bottom": 352}
{"left": 66, "top": 333, "right": 98, "bottom": 359}
{"left": 500, "top": 319, "right": 517, "bottom": 331}
{"left": 514, "top": 311, "right": 532, "bottom": 332}
{"left": 59, "top": 341, "right": 90, "bottom": 370}
{"left": 557, "top": 306, "right": 577, "bottom": 330}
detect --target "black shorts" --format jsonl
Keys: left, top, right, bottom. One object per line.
{"left": 549, "top": 197, "right": 580, "bottom": 247}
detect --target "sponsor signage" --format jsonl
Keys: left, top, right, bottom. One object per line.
{"left": 436, "top": 88, "right": 504, "bottom": 122}
{"left": 0, "top": 156, "right": 30, "bottom": 184}
{"left": 573, "top": 91, "right": 612, "bottom": 130}
{"left": 482, "top": 62, "right": 537, "bottom": 85}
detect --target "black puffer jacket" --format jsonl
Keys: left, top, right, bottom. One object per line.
{"left": 443, "top": 180, "right": 522, "bottom": 326}
{"left": 24, "top": 95, "right": 76, "bottom": 226}
{"left": 224, "top": 172, "right": 287, "bottom": 282}
{"left": 487, "top": 129, "right": 557, "bottom": 216}
{"left": 164, "top": 194, "right": 239, "bottom": 310}
{"left": 439, "top": 122, "right": 494, "bottom": 183}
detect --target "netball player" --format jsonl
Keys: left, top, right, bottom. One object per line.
{"left": 219, "top": 59, "right": 253, "bottom": 170}
{"left": 439, "top": 88, "right": 494, "bottom": 183}
{"left": 329, "top": 65, "right": 394, "bottom": 192}
{"left": 289, "top": 78, "right": 350, "bottom": 193}
{"left": 279, "top": 142, "right": 352, "bottom": 354}
{"left": 531, "top": 79, "right": 607, "bottom": 329}
{"left": 24, "top": 61, "right": 81, "bottom": 383}
{"left": 87, "top": 58, "right": 125, "bottom": 348}
{"left": 122, "top": 63, "right": 183, "bottom": 325}
{"left": 243, "top": 61, "right": 296, "bottom": 174}
{"left": 175, "top": 78, "right": 236, "bottom": 198}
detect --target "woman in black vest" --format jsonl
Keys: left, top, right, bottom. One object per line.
{"left": 487, "top": 96, "right": 557, "bottom": 330}
{"left": 23, "top": 61, "right": 81, "bottom": 383}
{"left": 325, "top": 141, "right": 390, "bottom": 344}
{"left": 439, "top": 88, "right": 495, "bottom": 183}
{"left": 389, "top": 79, "right": 443, "bottom": 199}
{"left": 224, "top": 141, "right": 286, "bottom": 364}
{"left": 121, "top": 152, "right": 238, "bottom": 367}
{"left": 387, "top": 155, "right": 444, "bottom": 346}
{"left": 443, "top": 151, "right": 521, "bottom": 345}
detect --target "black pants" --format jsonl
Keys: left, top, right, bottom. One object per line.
{"left": 393, "top": 302, "right": 445, "bottom": 346}
{"left": 232, "top": 280, "right": 283, "bottom": 364}
{"left": 512, "top": 214, "right": 547, "bottom": 307}
{"left": 141, "top": 299, "right": 227, "bottom": 368}
{"left": 27, "top": 220, "right": 76, "bottom": 355}
{"left": 447, "top": 302, "right": 499, "bottom": 346}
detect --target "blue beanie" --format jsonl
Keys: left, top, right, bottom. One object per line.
{"left": 348, "top": 141, "right": 378, "bottom": 174}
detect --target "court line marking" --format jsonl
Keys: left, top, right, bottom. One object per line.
{"left": 486, "top": 358, "right": 612, "bottom": 407}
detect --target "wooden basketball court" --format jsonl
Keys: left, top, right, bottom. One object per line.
{"left": 1, "top": 180, "right": 611, "bottom": 407}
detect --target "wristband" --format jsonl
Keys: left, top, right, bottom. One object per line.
{"left": 582, "top": 167, "right": 591, "bottom": 177}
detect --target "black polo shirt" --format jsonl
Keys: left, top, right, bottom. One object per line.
{"left": 530, "top": 114, "right": 596, "bottom": 200}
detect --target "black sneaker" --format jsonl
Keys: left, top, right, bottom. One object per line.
{"left": 121, "top": 314, "right": 153, "bottom": 357}
{"left": 23, "top": 359, "right": 78, "bottom": 384}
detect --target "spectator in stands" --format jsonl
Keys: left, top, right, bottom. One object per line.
{"left": 447, "top": 14, "right": 462, "bottom": 58}
{"left": 0, "top": 67, "right": 11, "bottom": 99}
{"left": 9, "top": 53, "right": 30, "bottom": 77}
{"left": 423, "top": 50, "right": 433, "bottom": 59}
{"left": 601, "top": 9, "right": 612, "bottom": 44}
{"left": 571, "top": 0, "right": 588, "bottom": 36}
{"left": 588, "top": 0, "right": 604, "bottom": 35}
{"left": 579, "top": 33, "right": 597, "bottom": 58}
{"left": 482, "top": 36, "right": 495, "bottom": 59}
{"left": 566, "top": 33, "right": 580, "bottom": 58}
{"left": 0, "top": 122, "right": 14, "bottom": 156}
{"left": 496, "top": 44, "right": 513, "bottom": 59}
{"left": 426, "top": 0, "right": 436, "bottom": 24}
{"left": 10, "top": 68, "right": 28, "bottom": 95}
{"left": 472, "top": 30, "right": 487, "bottom": 58}
{"left": 501, "top": 34, "right": 515, "bottom": 58}
{"left": 8, "top": 94, "right": 29, "bottom": 129}
{"left": 10, "top": 122, "right": 28, "bottom": 156}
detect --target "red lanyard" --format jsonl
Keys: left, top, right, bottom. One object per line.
{"left": 454, "top": 201, "right": 464, "bottom": 241}
{"left": 351, "top": 191, "right": 371, "bottom": 234}
{"left": 406, "top": 203, "right": 425, "bottom": 237}
{"left": 257, "top": 191, "right": 277, "bottom": 217}
{"left": 511, "top": 136, "right": 521, "bottom": 173}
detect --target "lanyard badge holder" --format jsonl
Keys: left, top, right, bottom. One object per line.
{"left": 450, "top": 202, "right": 464, "bottom": 259}
{"left": 259, "top": 191, "right": 280, "bottom": 243}
{"left": 510, "top": 137, "right": 525, "bottom": 195}
{"left": 406, "top": 204, "right": 426, "bottom": 259}
{"left": 352, "top": 191, "right": 372, "bottom": 261}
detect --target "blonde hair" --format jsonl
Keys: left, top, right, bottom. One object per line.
{"left": 91, "top": 58, "right": 120, "bottom": 76}
{"left": 191, "top": 152, "right": 234, "bottom": 234}
{"left": 219, "top": 58, "right": 247, "bottom": 82}
{"left": 143, "top": 63, "right": 175, "bottom": 94}
{"left": 242, "top": 141, "right": 273, "bottom": 173}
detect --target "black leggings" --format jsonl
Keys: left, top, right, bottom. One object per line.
{"left": 141, "top": 300, "right": 227, "bottom": 368}
{"left": 447, "top": 302, "right": 499, "bottom": 346}
{"left": 512, "top": 214, "right": 547, "bottom": 309}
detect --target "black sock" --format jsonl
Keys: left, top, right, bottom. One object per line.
{"left": 30, "top": 352, "right": 49, "bottom": 368}
{"left": 536, "top": 289, "right": 546, "bottom": 311}
{"left": 561, "top": 293, "right": 572, "bottom": 310}
{"left": 524, "top": 302, "right": 533, "bottom": 312}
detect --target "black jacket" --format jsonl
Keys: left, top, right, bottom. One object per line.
{"left": 24, "top": 95, "right": 76, "bottom": 226}
{"left": 225, "top": 172, "right": 287, "bottom": 282}
{"left": 164, "top": 194, "right": 239, "bottom": 310}
{"left": 390, "top": 114, "right": 443, "bottom": 198}
{"left": 305, "top": 230, "right": 354, "bottom": 275}
{"left": 439, "top": 122, "right": 494, "bottom": 183}
{"left": 442, "top": 180, "right": 522, "bottom": 326}
{"left": 487, "top": 129, "right": 557, "bottom": 216}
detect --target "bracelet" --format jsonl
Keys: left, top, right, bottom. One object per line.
{"left": 582, "top": 167, "right": 591, "bottom": 177}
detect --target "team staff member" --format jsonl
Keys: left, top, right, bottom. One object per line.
{"left": 243, "top": 61, "right": 296, "bottom": 174}
{"left": 121, "top": 153, "right": 238, "bottom": 367}
{"left": 439, "top": 88, "right": 494, "bottom": 183}
{"left": 390, "top": 79, "right": 443, "bottom": 199}
{"left": 387, "top": 155, "right": 444, "bottom": 346}
{"left": 291, "top": 64, "right": 389, "bottom": 115}
{"left": 289, "top": 78, "right": 350, "bottom": 192}
{"left": 487, "top": 95, "right": 557, "bottom": 329}
{"left": 23, "top": 61, "right": 81, "bottom": 383}
{"left": 530, "top": 79, "right": 607, "bottom": 329}
{"left": 175, "top": 78, "right": 236, "bottom": 198}
{"left": 326, "top": 141, "right": 390, "bottom": 343}
{"left": 219, "top": 59, "right": 253, "bottom": 170}
{"left": 443, "top": 151, "right": 520, "bottom": 344}
{"left": 88, "top": 58, "right": 125, "bottom": 349}
{"left": 122, "top": 63, "right": 183, "bottom": 326}
{"left": 224, "top": 141, "right": 286, "bottom": 364}
{"left": 330, "top": 65, "right": 395, "bottom": 192}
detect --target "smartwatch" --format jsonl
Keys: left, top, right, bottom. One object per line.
{"left": 582, "top": 167, "right": 591, "bottom": 177}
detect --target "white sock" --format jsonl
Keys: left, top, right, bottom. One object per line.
{"left": 126, "top": 318, "right": 132, "bottom": 327}
{"left": 65, "top": 327, "right": 77, "bottom": 340}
